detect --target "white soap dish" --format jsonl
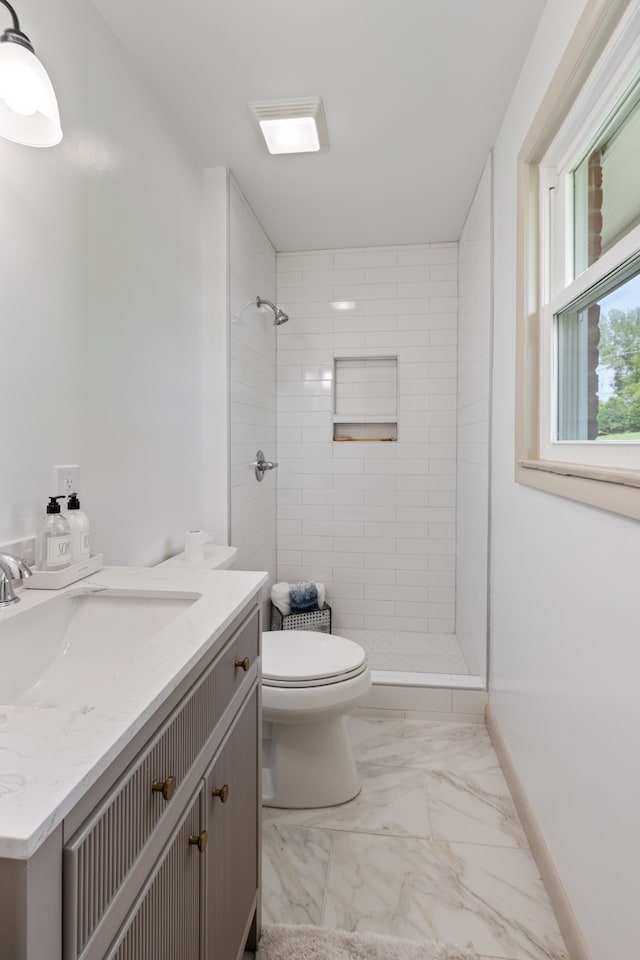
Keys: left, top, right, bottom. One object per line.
{"left": 24, "top": 554, "right": 104, "bottom": 590}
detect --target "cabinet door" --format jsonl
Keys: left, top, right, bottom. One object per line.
{"left": 105, "top": 785, "right": 205, "bottom": 960}
{"left": 205, "top": 690, "right": 259, "bottom": 960}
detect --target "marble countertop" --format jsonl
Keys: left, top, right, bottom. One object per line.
{"left": 0, "top": 565, "right": 267, "bottom": 860}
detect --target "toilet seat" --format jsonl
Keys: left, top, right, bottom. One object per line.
{"left": 262, "top": 630, "right": 367, "bottom": 688}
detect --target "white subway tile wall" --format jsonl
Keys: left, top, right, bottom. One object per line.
{"left": 229, "top": 178, "right": 277, "bottom": 603}
{"left": 456, "top": 159, "right": 491, "bottom": 677}
{"left": 276, "top": 244, "right": 458, "bottom": 635}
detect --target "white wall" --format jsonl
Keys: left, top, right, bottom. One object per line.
{"left": 202, "top": 168, "right": 231, "bottom": 545}
{"left": 0, "top": 0, "right": 205, "bottom": 564}
{"left": 276, "top": 245, "right": 458, "bottom": 634}
{"left": 456, "top": 157, "right": 492, "bottom": 676}
{"left": 228, "top": 178, "right": 277, "bottom": 598}
{"left": 489, "top": 1, "right": 638, "bottom": 957}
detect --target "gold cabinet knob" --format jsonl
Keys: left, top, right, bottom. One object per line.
{"left": 151, "top": 775, "right": 176, "bottom": 801}
{"left": 212, "top": 783, "right": 229, "bottom": 803}
{"left": 188, "top": 830, "right": 208, "bottom": 853}
{"left": 235, "top": 656, "right": 250, "bottom": 672}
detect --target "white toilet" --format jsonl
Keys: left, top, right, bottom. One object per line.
{"left": 261, "top": 629, "right": 371, "bottom": 808}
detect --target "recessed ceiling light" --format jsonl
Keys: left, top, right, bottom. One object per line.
{"left": 249, "top": 97, "right": 328, "bottom": 155}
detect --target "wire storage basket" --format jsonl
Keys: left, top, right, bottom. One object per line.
{"left": 270, "top": 602, "right": 332, "bottom": 633}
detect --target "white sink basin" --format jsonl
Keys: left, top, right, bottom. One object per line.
{"left": 0, "top": 589, "right": 195, "bottom": 708}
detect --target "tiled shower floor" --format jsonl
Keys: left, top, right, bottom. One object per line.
{"left": 338, "top": 629, "right": 470, "bottom": 675}
{"left": 262, "top": 716, "right": 567, "bottom": 960}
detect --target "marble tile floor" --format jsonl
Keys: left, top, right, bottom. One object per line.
{"left": 338, "top": 629, "right": 471, "bottom": 675}
{"left": 261, "top": 717, "right": 567, "bottom": 960}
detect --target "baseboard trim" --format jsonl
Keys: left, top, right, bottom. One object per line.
{"left": 485, "top": 705, "right": 591, "bottom": 960}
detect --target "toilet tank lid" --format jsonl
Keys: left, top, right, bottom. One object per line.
{"left": 156, "top": 544, "right": 238, "bottom": 570}
{"left": 262, "top": 630, "right": 366, "bottom": 682}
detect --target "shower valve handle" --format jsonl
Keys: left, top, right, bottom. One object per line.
{"left": 254, "top": 450, "right": 278, "bottom": 481}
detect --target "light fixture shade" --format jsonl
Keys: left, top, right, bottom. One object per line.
{"left": 259, "top": 116, "right": 319, "bottom": 155}
{"left": 0, "top": 40, "right": 61, "bottom": 146}
{"left": 250, "top": 97, "right": 328, "bottom": 155}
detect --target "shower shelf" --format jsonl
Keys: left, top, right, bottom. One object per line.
{"left": 333, "top": 419, "right": 398, "bottom": 442}
{"left": 332, "top": 356, "right": 398, "bottom": 442}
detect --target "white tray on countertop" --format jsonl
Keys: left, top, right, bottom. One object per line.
{"left": 24, "top": 554, "right": 104, "bottom": 590}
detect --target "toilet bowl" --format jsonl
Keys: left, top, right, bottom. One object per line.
{"left": 261, "top": 629, "right": 371, "bottom": 809}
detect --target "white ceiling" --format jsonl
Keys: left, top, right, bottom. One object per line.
{"left": 91, "top": 0, "right": 546, "bottom": 252}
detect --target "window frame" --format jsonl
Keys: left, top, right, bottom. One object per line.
{"left": 515, "top": 0, "right": 640, "bottom": 520}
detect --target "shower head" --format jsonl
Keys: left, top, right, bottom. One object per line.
{"left": 256, "top": 296, "right": 289, "bottom": 325}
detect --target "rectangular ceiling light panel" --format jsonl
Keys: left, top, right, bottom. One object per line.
{"left": 250, "top": 97, "right": 328, "bottom": 155}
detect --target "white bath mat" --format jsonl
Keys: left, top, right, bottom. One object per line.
{"left": 256, "top": 923, "right": 477, "bottom": 960}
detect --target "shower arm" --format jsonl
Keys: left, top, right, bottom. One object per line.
{"left": 256, "top": 296, "right": 277, "bottom": 311}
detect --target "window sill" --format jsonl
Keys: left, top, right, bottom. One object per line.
{"left": 516, "top": 460, "right": 640, "bottom": 521}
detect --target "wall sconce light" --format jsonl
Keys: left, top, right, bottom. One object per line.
{"left": 0, "top": 0, "right": 62, "bottom": 147}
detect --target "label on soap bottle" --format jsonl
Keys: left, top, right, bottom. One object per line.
{"left": 47, "top": 535, "right": 71, "bottom": 567}
{"left": 80, "top": 532, "right": 90, "bottom": 559}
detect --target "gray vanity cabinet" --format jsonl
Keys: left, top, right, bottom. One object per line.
{"left": 106, "top": 688, "right": 261, "bottom": 960}
{"left": 65, "top": 603, "right": 260, "bottom": 960}
{"left": 0, "top": 596, "right": 261, "bottom": 960}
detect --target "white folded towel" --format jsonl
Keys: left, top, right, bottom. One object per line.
{"left": 270, "top": 581, "right": 291, "bottom": 616}
{"left": 270, "top": 581, "right": 326, "bottom": 616}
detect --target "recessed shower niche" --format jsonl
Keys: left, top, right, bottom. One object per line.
{"left": 332, "top": 355, "right": 398, "bottom": 442}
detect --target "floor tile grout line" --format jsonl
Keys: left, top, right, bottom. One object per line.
{"left": 352, "top": 764, "right": 514, "bottom": 780}
{"left": 263, "top": 820, "right": 430, "bottom": 842}
{"left": 319, "top": 828, "right": 335, "bottom": 928}
{"left": 264, "top": 819, "right": 532, "bottom": 851}
{"left": 424, "top": 770, "right": 434, "bottom": 841}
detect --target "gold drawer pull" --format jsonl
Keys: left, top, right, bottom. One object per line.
{"left": 188, "top": 830, "right": 208, "bottom": 853}
{"left": 212, "top": 784, "right": 229, "bottom": 803}
{"left": 151, "top": 775, "right": 176, "bottom": 801}
{"left": 235, "top": 656, "right": 250, "bottom": 672}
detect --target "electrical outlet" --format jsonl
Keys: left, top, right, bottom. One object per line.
{"left": 53, "top": 464, "right": 80, "bottom": 497}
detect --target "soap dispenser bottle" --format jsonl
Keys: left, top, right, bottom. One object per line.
{"left": 66, "top": 492, "right": 90, "bottom": 564}
{"left": 36, "top": 496, "right": 71, "bottom": 571}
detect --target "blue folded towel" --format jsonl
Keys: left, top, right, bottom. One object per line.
{"left": 289, "top": 581, "right": 319, "bottom": 613}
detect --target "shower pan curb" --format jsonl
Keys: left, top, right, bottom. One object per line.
{"left": 353, "top": 671, "right": 488, "bottom": 721}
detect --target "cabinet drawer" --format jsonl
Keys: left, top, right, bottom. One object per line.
{"left": 213, "top": 611, "right": 259, "bottom": 723}
{"left": 64, "top": 606, "right": 259, "bottom": 960}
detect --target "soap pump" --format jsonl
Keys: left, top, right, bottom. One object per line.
{"left": 66, "top": 492, "right": 91, "bottom": 564}
{"left": 36, "top": 496, "right": 71, "bottom": 571}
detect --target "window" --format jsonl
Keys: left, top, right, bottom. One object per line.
{"left": 555, "top": 257, "right": 640, "bottom": 450}
{"left": 516, "top": 0, "right": 640, "bottom": 519}
{"left": 573, "top": 81, "right": 640, "bottom": 278}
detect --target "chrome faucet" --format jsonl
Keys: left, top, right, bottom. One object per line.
{"left": 0, "top": 554, "right": 33, "bottom": 606}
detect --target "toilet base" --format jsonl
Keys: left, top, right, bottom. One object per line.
{"left": 262, "top": 714, "right": 361, "bottom": 808}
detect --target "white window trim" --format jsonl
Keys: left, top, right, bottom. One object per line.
{"left": 515, "top": 0, "right": 640, "bottom": 520}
